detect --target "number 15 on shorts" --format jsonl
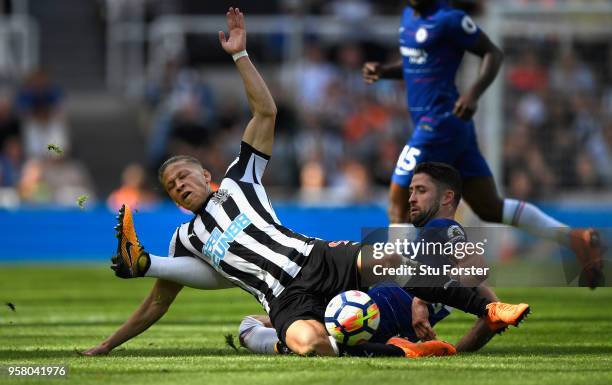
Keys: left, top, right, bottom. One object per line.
{"left": 395, "top": 145, "right": 422, "bottom": 175}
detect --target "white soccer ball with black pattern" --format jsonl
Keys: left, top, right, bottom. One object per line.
{"left": 324, "top": 290, "right": 380, "bottom": 346}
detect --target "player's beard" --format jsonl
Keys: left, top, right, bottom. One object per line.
{"left": 411, "top": 197, "right": 441, "bottom": 227}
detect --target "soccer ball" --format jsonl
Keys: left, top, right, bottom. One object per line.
{"left": 324, "top": 290, "right": 380, "bottom": 346}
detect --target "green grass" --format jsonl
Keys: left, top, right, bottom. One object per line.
{"left": 1, "top": 266, "right": 611, "bottom": 385}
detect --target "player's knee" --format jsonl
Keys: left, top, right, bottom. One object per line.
{"left": 285, "top": 321, "right": 331, "bottom": 356}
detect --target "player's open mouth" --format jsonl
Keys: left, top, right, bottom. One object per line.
{"left": 182, "top": 192, "right": 192, "bottom": 201}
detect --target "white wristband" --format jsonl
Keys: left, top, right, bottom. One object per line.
{"left": 232, "top": 50, "right": 248, "bottom": 62}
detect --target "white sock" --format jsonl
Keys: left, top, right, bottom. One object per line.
{"left": 238, "top": 316, "right": 278, "bottom": 355}
{"left": 502, "top": 199, "right": 570, "bottom": 246}
{"left": 328, "top": 336, "right": 340, "bottom": 356}
{"left": 145, "top": 254, "right": 233, "bottom": 289}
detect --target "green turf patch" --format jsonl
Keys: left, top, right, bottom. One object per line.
{"left": 1, "top": 266, "right": 611, "bottom": 385}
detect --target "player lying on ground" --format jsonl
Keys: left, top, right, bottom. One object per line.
{"left": 239, "top": 163, "right": 500, "bottom": 355}
{"left": 83, "top": 8, "right": 529, "bottom": 358}
{"left": 239, "top": 283, "right": 499, "bottom": 355}
{"left": 362, "top": 0, "right": 604, "bottom": 287}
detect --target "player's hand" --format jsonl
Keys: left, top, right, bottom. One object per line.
{"left": 219, "top": 7, "right": 246, "bottom": 55}
{"left": 362, "top": 62, "right": 381, "bottom": 84}
{"left": 412, "top": 298, "right": 436, "bottom": 341}
{"left": 79, "top": 345, "right": 110, "bottom": 356}
{"left": 453, "top": 93, "right": 478, "bottom": 120}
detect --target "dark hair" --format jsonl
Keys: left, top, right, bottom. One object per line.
{"left": 158, "top": 155, "right": 202, "bottom": 184}
{"left": 414, "top": 162, "right": 462, "bottom": 207}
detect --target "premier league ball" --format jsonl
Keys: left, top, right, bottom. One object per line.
{"left": 324, "top": 290, "right": 380, "bottom": 346}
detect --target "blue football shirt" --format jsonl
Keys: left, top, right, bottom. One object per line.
{"left": 368, "top": 218, "right": 466, "bottom": 342}
{"left": 399, "top": 1, "right": 481, "bottom": 128}
{"left": 369, "top": 283, "right": 452, "bottom": 343}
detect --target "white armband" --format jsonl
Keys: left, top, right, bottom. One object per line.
{"left": 232, "top": 50, "right": 248, "bottom": 62}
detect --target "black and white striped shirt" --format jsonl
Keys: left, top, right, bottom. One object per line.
{"left": 169, "top": 142, "right": 316, "bottom": 312}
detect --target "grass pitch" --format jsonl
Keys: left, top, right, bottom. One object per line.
{"left": 1, "top": 266, "right": 611, "bottom": 385}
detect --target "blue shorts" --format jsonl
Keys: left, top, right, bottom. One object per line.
{"left": 368, "top": 284, "right": 452, "bottom": 343}
{"left": 392, "top": 115, "right": 492, "bottom": 188}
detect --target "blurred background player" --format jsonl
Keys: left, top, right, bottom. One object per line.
{"left": 361, "top": 0, "right": 603, "bottom": 287}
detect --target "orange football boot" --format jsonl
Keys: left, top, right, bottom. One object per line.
{"left": 112, "top": 204, "right": 150, "bottom": 278}
{"left": 485, "top": 302, "right": 530, "bottom": 332}
{"left": 386, "top": 337, "right": 457, "bottom": 358}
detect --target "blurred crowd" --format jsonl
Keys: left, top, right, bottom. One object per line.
{"left": 1, "top": 1, "right": 611, "bottom": 209}
{"left": 503, "top": 46, "right": 612, "bottom": 200}
{"left": 0, "top": 70, "right": 97, "bottom": 208}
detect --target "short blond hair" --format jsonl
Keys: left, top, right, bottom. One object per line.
{"left": 158, "top": 155, "right": 202, "bottom": 183}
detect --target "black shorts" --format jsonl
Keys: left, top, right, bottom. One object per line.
{"left": 268, "top": 239, "right": 362, "bottom": 345}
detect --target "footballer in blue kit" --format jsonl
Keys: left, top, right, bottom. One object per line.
{"left": 368, "top": 283, "right": 452, "bottom": 344}
{"left": 376, "top": 0, "right": 493, "bottom": 191}
{"left": 238, "top": 165, "right": 501, "bottom": 355}
{"left": 394, "top": 2, "right": 492, "bottom": 189}
{"left": 370, "top": 217, "right": 466, "bottom": 343}
{"left": 363, "top": 0, "right": 604, "bottom": 288}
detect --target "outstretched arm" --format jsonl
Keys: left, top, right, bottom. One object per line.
{"left": 219, "top": 7, "right": 276, "bottom": 156}
{"left": 453, "top": 32, "right": 504, "bottom": 120}
{"left": 81, "top": 279, "right": 183, "bottom": 355}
